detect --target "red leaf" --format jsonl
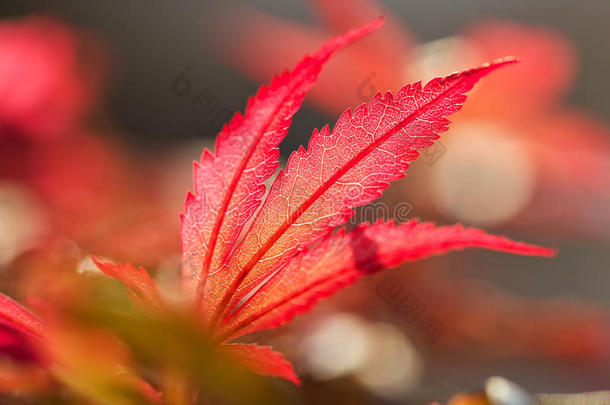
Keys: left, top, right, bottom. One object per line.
{"left": 214, "top": 220, "right": 555, "bottom": 341}
{"left": 86, "top": 18, "right": 556, "bottom": 387}
{"left": 181, "top": 17, "right": 385, "bottom": 317}
{"left": 0, "top": 293, "right": 45, "bottom": 340}
{"left": 0, "top": 294, "right": 45, "bottom": 363}
{"left": 215, "top": 58, "right": 518, "bottom": 321}
{"left": 93, "top": 258, "right": 166, "bottom": 315}
{"left": 219, "top": 343, "right": 300, "bottom": 385}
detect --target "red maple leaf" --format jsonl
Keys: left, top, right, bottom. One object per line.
{"left": 1, "top": 17, "right": 553, "bottom": 390}
{"left": 96, "top": 17, "right": 554, "bottom": 384}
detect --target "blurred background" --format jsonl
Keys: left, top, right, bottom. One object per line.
{"left": 0, "top": 0, "right": 609, "bottom": 404}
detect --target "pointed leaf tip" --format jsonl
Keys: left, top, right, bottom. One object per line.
{"left": 353, "top": 15, "right": 386, "bottom": 34}
{"left": 474, "top": 56, "right": 519, "bottom": 75}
